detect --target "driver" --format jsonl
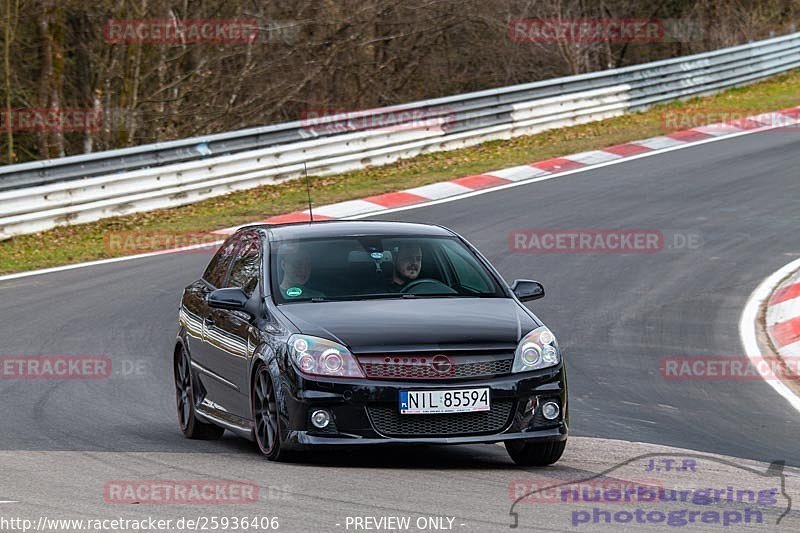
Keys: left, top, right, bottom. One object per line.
{"left": 279, "top": 245, "right": 324, "bottom": 299}
{"left": 388, "top": 243, "right": 422, "bottom": 291}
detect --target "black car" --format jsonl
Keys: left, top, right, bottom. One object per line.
{"left": 174, "top": 221, "right": 567, "bottom": 465}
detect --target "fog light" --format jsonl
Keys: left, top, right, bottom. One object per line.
{"left": 311, "top": 409, "right": 331, "bottom": 429}
{"left": 542, "top": 401, "right": 560, "bottom": 420}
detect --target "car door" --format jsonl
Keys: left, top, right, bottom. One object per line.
{"left": 183, "top": 235, "right": 240, "bottom": 418}
{"left": 203, "top": 231, "right": 263, "bottom": 420}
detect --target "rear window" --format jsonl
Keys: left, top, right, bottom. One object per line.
{"left": 270, "top": 235, "right": 505, "bottom": 303}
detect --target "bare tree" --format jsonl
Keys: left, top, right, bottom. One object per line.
{"left": 0, "top": 0, "right": 797, "bottom": 164}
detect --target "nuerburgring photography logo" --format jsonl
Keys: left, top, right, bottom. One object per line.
{"left": 508, "top": 453, "right": 790, "bottom": 529}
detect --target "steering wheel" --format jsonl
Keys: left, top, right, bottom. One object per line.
{"left": 400, "top": 278, "right": 457, "bottom": 294}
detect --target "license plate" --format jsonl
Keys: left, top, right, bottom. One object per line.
{"left": 399, "top": 388, "right": 490, "bottom": 414}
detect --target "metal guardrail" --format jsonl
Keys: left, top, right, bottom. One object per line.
{"left": 1, "top": 32, "right": 799, "bottom": 239}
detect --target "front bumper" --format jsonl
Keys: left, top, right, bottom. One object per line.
{"left": 281, "top": 366, "right": 568, "bottom": 448}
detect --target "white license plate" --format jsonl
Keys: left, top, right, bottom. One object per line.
{"left": 399, "top": 388, "right": 490, "bottom": 414}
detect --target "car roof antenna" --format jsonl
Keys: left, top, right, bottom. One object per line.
{"left": 303, "top": 161, "right": 314, "bottom": 223}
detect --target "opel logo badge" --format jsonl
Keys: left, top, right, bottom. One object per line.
{"left": 430, "top": 355, "right": 453, "bottom": 374}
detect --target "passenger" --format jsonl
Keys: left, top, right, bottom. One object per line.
{"left": 279, "top": 246, "right": 324, "bottom": 299}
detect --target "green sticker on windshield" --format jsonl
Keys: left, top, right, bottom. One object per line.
{"left": 286, "top": 287, "right": 303, "bottom": 297}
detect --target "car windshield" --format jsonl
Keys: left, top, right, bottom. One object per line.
{"left": 270, "top": 235, "right": 505, "bottom": 303}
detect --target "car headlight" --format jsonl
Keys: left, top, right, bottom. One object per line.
{"left": 512, "top": 326, "right": 560, "bottom": 373}
{"left": 288, "top": 335, "right": 365, "bottom": 378}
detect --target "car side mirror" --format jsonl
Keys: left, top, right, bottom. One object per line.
{"left": 511, "top": 279, "right": 545, "bottom": 302}
{"left": 208, "top": 287, "right": 250, "bottom": 312}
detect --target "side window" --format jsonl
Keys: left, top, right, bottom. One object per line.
{"left": 203, "top": 237, "right": 239, "bottom": 288}
{"left": 227, "top": 233, "right": 262, "bottom": 298}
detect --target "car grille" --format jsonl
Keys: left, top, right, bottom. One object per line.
{"left": 366, "top": 400, "right": 515, "bottom": 437}
{"left": 358, "top": 353, "right": 513, "bottom": 380}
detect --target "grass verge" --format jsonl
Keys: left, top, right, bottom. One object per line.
{"left": 1, "top": 69, "right": 799, "bottom": 275}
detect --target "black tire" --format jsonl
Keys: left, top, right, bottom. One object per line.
{"left": 505, "top": 439, "right": 566, "bottom": 466}
{"left": 252, "top": 363, "right": 290, "bottom": 461}
{"left": 174, "top": 346, "right": 225, "bottom": 440}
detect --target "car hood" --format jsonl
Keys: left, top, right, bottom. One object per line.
{"left": 277, "top": 298, "right": 538, "bottom": 353}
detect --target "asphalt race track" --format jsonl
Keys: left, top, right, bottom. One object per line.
{"left": 1, "top": 126, "right": 800, "bottom": 530}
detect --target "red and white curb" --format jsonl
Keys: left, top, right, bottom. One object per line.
{"left": 741, "top": 257, "right": 800, "bottom": 414}
{"left": 766, "top": 270, "right": 800, "bottom": 359}
{"left": 212, "top": 107, "right": 800, "bottom": 235}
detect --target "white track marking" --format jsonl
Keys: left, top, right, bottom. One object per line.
{"left": 0, "top": 240, "right": 223, "bottom": 282}
{"left": 631, "top": 136, "right": 687, "bottom": 149}
{"left": 312, "top": 199, "right": 385, "bottom": 218}
{"left": 562, "top": 150, "right": 622, "bottom": 165}
{"left": 405, "top": 181, "right": 473, "bottom": 199}
{"left": 485, "top": 165, "right": 549, "bottom": 181}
